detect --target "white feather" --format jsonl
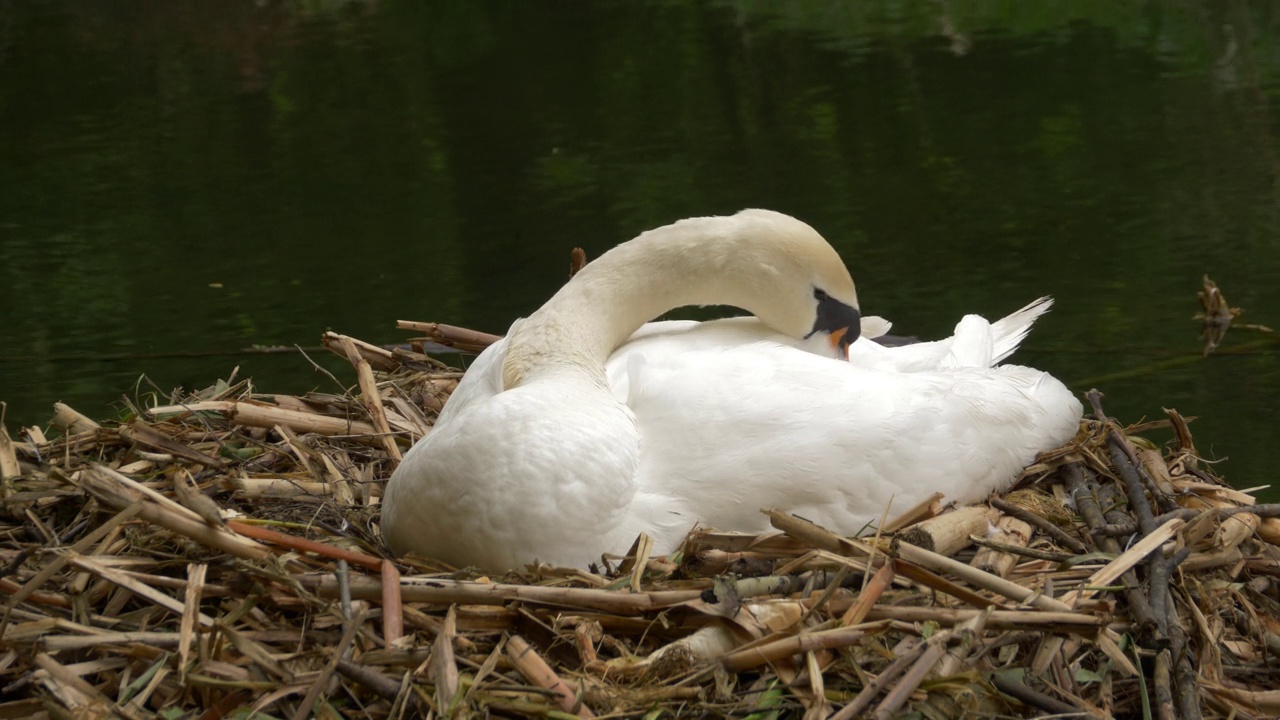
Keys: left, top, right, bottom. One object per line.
{"left": 382, "top": 211, "right": 1082, "bottom": 570}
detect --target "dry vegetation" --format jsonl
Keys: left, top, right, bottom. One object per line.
{"left": 2, "top": 326, "right": 1279, "bottom": 719}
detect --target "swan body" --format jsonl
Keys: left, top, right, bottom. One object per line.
{"left": 382, "top": 210, "right": 1082, "bottom": 570}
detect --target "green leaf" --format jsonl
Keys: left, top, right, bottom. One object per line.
{"left": 1075, "top": 667, "right": 1104, "bottom": 684}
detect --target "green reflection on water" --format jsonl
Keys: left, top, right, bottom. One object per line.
{"left": 0, "top": 1, "right": 1276, "bottom": 497}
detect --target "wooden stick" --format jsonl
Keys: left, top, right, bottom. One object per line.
{"left": 507, "top": 634, "right": 595, "bottom": 718}
{"left": 1063, "top": 463, "right": 1158, "bottom": 633}
{"left": 990, "top": 673, "right": 1082, "bottom": 716}
{"left": 42, "top": 631, "right": 186, "bottom": 652}
{"left": 1059, "top": 518, "right": 1183, "bottom": 607}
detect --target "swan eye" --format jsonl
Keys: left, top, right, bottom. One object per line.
{"left": 813, "top": 288, "right": 830, "bottom": 302}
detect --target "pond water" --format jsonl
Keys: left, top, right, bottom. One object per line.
{"left": 1, "top": 2, "right": 1277, "bottom": 498}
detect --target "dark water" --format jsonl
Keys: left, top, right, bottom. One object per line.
{"left": 1, "top": 2, "right": 1277, "bottom": 498}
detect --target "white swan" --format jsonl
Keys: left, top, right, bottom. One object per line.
{"left": 382, "top": 210, "right": 1083, "bottom": 570}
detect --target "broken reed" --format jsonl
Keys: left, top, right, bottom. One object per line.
{"left": 1, "top": 330, "right": 1279, "bottom": 720}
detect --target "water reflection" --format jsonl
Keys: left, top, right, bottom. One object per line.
{"left": 0, "top": 1, "right": 1276, "bottom": 497}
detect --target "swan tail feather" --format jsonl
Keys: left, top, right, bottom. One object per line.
{"left": 990, "top": 296, "right": 1053, "bottom": 364}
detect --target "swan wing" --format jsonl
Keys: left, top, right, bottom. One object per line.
{"left": 618, "top": 343, "right": 1081, "bottom": 550}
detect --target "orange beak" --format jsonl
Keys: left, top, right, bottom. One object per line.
{"left": 828, "top": 327, "right": 851, "bottom": 360}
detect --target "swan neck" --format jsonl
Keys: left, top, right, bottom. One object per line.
{"left": 502, "top": 216, "right": 790, "bottom": 389}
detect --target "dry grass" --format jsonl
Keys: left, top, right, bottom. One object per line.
{"left": 2, "top": 330, "right": 1279, "bottom": 719}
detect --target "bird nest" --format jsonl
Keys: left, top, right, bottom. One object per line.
{"left": 1, "top": 329, "right": 1278, "bottom": 720}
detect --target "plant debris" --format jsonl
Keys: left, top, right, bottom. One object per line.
{"left": 2, "top": 328, "right": 1279, "bottom": 720}
{"left": 1195, "top": 275, "right": 1273, "bottom": 355}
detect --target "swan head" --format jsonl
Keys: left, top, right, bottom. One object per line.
{"left": 728, "top": 210, "right": 861, "bottom": 359}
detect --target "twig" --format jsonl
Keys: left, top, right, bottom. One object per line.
{"left": 990, "top": 673, "right": 1085, "bottom": 716}
{"left": 990, "top": 496, "right": 1087, "bottom": 554}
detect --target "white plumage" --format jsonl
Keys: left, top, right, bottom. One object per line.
{"left": 382, "top": 210, "right": 1082, "bottom": 569}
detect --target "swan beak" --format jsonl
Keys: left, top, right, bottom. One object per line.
{"left": 829, "top": 327, "right": 853, "bottom": 360}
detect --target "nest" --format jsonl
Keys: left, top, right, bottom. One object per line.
{"left": 2, "top": 329, "right": 1279, "bottom": 720}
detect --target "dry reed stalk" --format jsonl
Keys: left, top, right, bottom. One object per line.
{"left": 1059, "top": 517, "right": 1183, "bottom": 607}
{"left": 33, "top": 651, "right": 133, "bottom": 719}
{"left": 880, "top": 492, "right": 944, "bottom": 534}
{"left": 337, "top": 335, "right": 403, "bottom": 465}
{"left": 148, "top": 400, "right": 380, "bottom": 437}
{"left": 380, "top": 559, "right": 404, "bottom": 645}
{"left": 302, "top": 574, "right": 702, "bottom": 614}
{"left": 0, "top": 424, "right": 20, "bottom": 481}
{"left": 320, "top": 331, "right": 399, "bottom": 372}
{"left": 226, "top": 519, "right": 380, "bottom": 570}
{"left": 232, "top": 476, "right": 334, "bottom": 497}
{"left": 396, "top": 321, "right": 502, "bottom": 353}
{"left": 856, "top": 605, "right": 1104, "bottom": 631}
{"left": 293, "top": 606, "right": 368, "bottom": 720}
{"left": 934, "top": 605, "right": 992, "bottom": 678}
{"left": 888, "top": 537, "right": 1074, "bottom": 612}
{"left": 178, "top": 563, "right": 207, "bottom": 681}
{"left": 81, "top": 466, "right": 273, "bottom": 562}
{"left": 51, "top": 402, "right": 100, "bottom": 433}
{"left": 119, "top": 420, "right": 228, "bottom": 468}
{"left": 899, "top": 505, "right": 993, "bottom": 555}
{"left": 1177, "top": 494, "right": 1261, "bottom": 551}
{"left": 990, "top": 495, "right": 1088, "bottom": 554}
{"left": 871, "top": 630, "right": 953, "bottom": 720}
{"left": 840, "top": 560, "right": 894, "bottom": 626}
{"left": 428, "top": 605, "right": 460, "bottom": 713}
{"left": 720, "top": 620, "right": 891, "bottom": 672}
{"left": 4, "top": 322, "right": 1277, "bottom": 720}
{"left": 507, "top": 634, "right": 595, "bottom": 718}
{"left": 1258, "top": 517, "right": 1280, "bottom": 544}
{"left": 971, "top": 515, "right": 1032, "bottom": 578}
{"left": 892, "top": 558, "right": 1001, "bottom": 609}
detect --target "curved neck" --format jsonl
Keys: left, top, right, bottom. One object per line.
{"left": 502, "top": 213, "right": 813, "bottom": 389}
